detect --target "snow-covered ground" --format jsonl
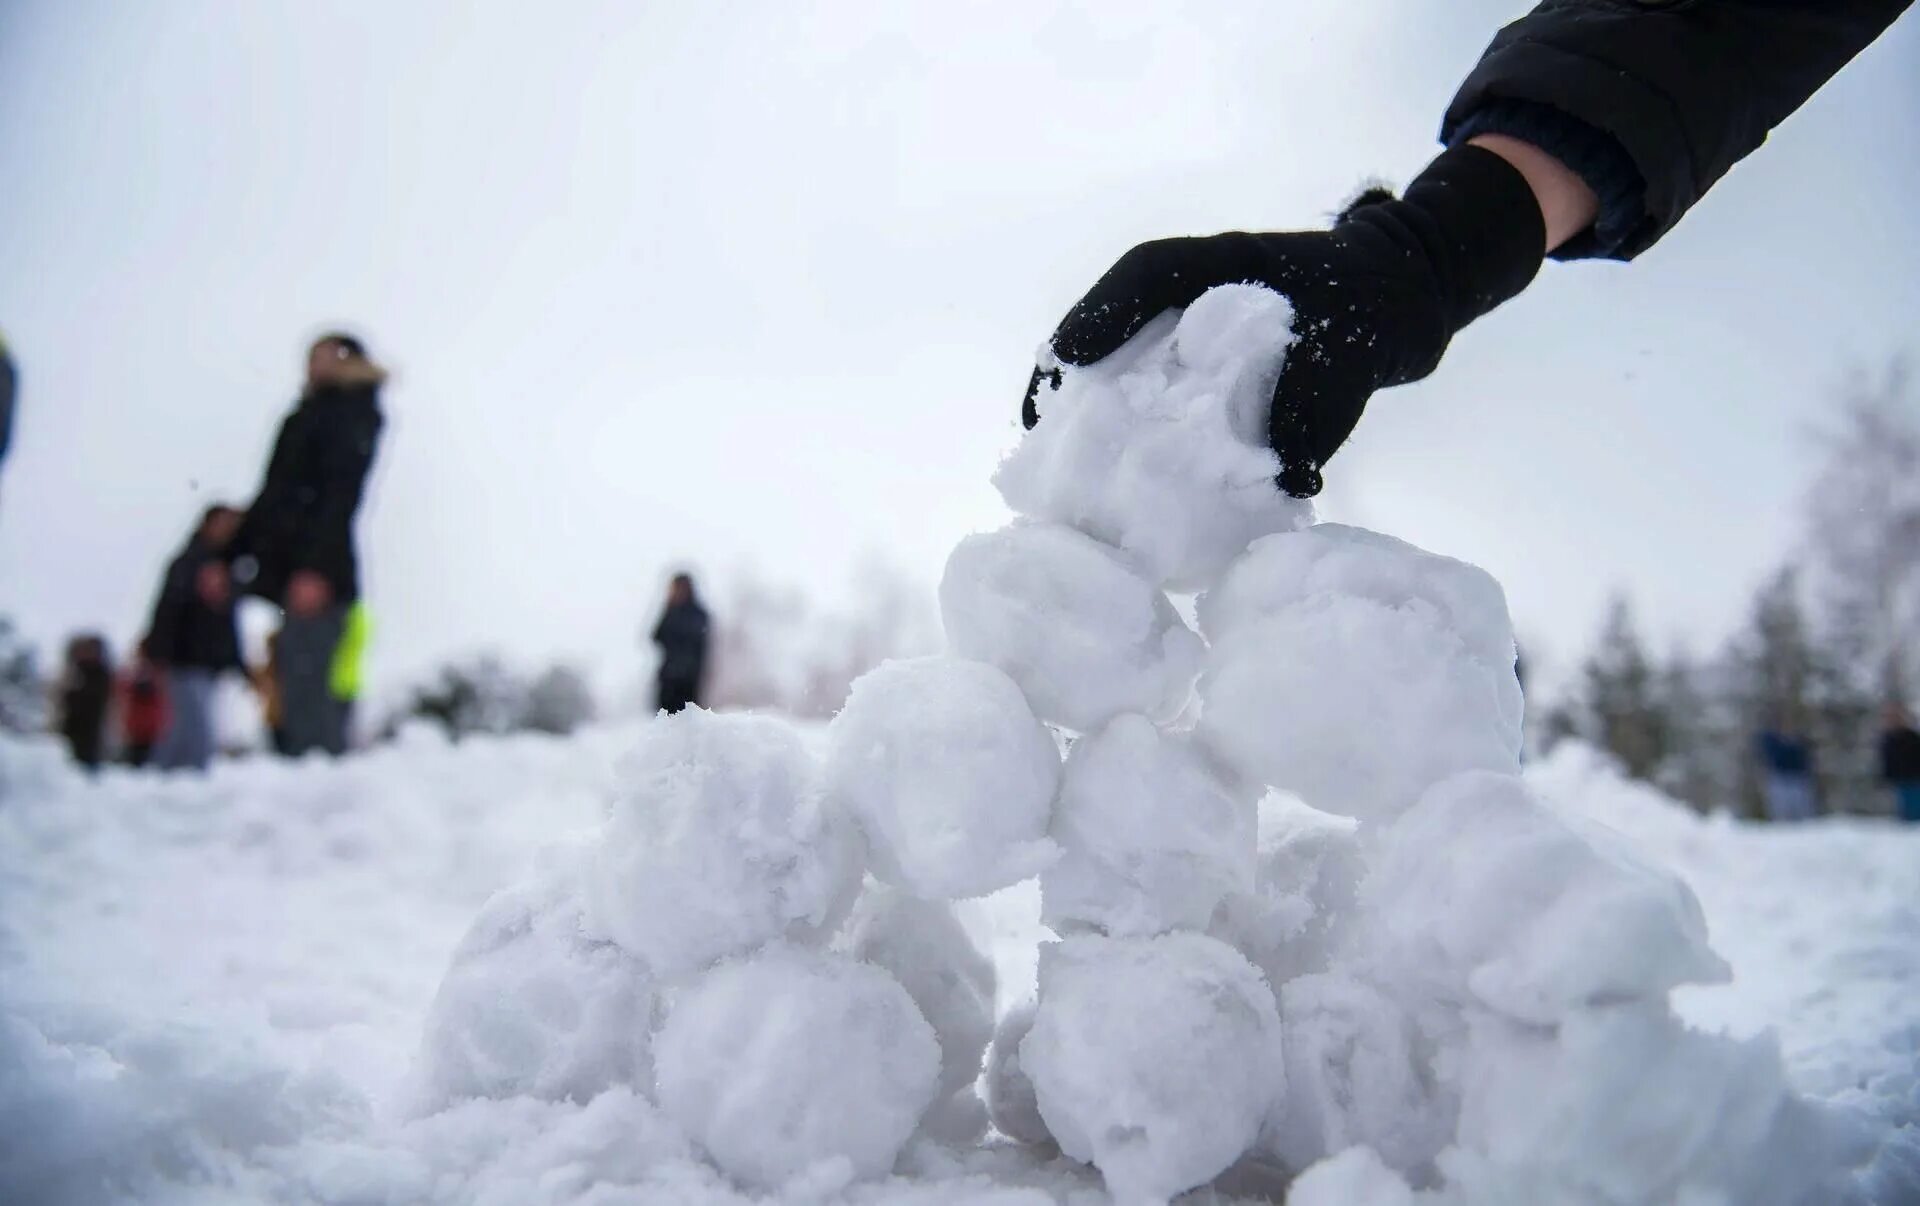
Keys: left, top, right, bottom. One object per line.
{"left": 0, "top": 727, "right": 1913, "bottom": 1205}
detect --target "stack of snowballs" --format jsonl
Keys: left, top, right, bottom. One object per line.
{"left": 414, "top": 285, "right": 1833, "bottom": 1205}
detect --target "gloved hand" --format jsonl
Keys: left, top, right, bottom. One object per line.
{"left": 1024, "top": 144, "right": 1548, "bottom": 497}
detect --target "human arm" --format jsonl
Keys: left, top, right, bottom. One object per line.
{"left": 1026, "top": 1, "right": 1911, "bottom": 494}
{"left": 1445, "top": 0, "right": 1913, "bottom": 260}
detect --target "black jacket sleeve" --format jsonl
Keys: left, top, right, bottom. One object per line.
{"left": 1443, "top": 0, "right": 1912, "bottom": 259}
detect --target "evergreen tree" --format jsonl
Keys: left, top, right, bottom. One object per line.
{"left": 1574, "top": 595, "right": 1673, "bottom": 783}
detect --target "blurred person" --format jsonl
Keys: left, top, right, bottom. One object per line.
{"left": 229, "top": 333, "right": 386, "bottom": 756}
{"left": 144, "top": 504, "right": 246, "bottom": 770}
{"left": 651, "top": 573, "right": 710, "bottom": 715}
{"left": 1877, "top": 701, "right": 1920, "bottom": 823}
{"left": 117, "top": 644, "right": 169, "bottom": 767}
{"left": 1756, "top": 719, "right": 1818, "bottom": 823}
{"left": 1023, "top": 3, "right": 1913, "bottom": 498}
{"left": 55, "top": 634, "right": 112, "bottom": 771}
{"left": 0, "top": 328, "right": 15, "bottom": 480}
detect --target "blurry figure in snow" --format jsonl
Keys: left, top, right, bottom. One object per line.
{"left": 117, "top": 643, "right": 170, "bottom": 767}
{"left": 651, "top": 573, "right": 710, "bottom": 715}
{"left": 1877, "top": 701, "right": 1920, "bottom": 824}
{"left": 144, "top": 504, "right": 245, "bottom": 770}
{"left": 55, "top": 633, "right": 112, "bottom": 771}
{"left": 229, "top": 332, "right": 386, "bottom": 757}
{"left": 0, "top": 329, "right": 16, "bottom": 483}
{"left": 1755, "top": 718, "right": 1818, "bottom": 823}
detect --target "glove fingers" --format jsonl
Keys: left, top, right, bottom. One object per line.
{"left": 1046, "top": 236, "right": 1267, "bottom": 367}
{"left": 1267, "top": 338, "right": 1368, "bottom": 499}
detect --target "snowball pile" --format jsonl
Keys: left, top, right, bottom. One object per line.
{"left": 412, "top": 283, "right": 1888, "bottom": 1204}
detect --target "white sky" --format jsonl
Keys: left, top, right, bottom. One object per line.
{"left": 2, "top": 1, "right": 1916, "bottom": 700}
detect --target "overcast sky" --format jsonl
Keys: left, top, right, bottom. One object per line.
{"left": 2, "top": 1, "right": 1916, "bottom": 702}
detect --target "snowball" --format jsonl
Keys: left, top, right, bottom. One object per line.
{"left": 1209, "top": 794, "right": 1364, "bottom": 991}
{"left": 1197, "top": 595, "right": 1520, "bottom": 823}
{"left": 1023, "top": 933, "right": 1284, "bottom": 1204}
{"left": 1271, "top": 973, "right": 1455, "bottom": 1181}
{"left": 997, "top": 284, "right": 1313, "bottom": 588}
{"left": 940, "top": 523, "right": 1203, "bottom": 733}
{"left": 653, "top": 944, "right": 940, "bottom": 1189}
{"left": 1041, "top": 714, "right": 1256, "bottom": 937}
{"left": 834, "top": 883, "right": 996, "bottom": 1103}
{"left": 1365, "top": 772, "right": 1730, "bottom": 1025}
{"left": 586, "top": 709, "right": 860, "bottom": 974}
{"left": 825, "top": 658, "right": 1060, "bottom": 900}
{"left": 1200, "top": 524, "right": 1523, "bottom": 739}
{"left": 1453, "top": 1005, "right": 1824, "bottom": 1206}
{"left": 982, "top": 1000, "right": 1051, "bottom": 1146}
{"left": 414, "top": 838, "right": 654, "bottom": 1109}
{"left": 1284, "top": 1146, "right": 1417, "bottom": 1206}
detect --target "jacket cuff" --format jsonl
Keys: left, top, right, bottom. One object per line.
{"left": 1447, "top": 99, "right": 1647, "bottom": 262}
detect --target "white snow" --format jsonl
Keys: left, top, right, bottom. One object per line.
{"left": 1041, "top": 713, "right": 1255, "bottom": 937}
{"left": 1022, "top": 932, "right": 1285, "bottom": 1206}
{"left": 825, "top": 657, "right": 1060, "bottom": 899}
{"left": 833, "top": 883, "right": 997, "bottom": 1140}
{"left": 940, "top": 522, "right": 1203, "bottom": 733}
{"left": 3, "top": 285, "right": 1918, "bottom": 1205}
{"left": 996, "top": 284, "right": 1312, "bottom": 589}
{"left": 981, "top": 999, "right": 1051, "bottom": 1147}
{"left": 1362, "top": 770, "right": 1730, "bottom": 1025}
{"left": 586, "top": 708, "right": 861, "bottom": 975}
{"left": 653, "top": 943, "right": 941, "bottom": 1190}
{"left": 1, "top": 730, "right": 1917, "bottom": 1204}
{"left": 412, "top": 833, "right": 655, "bottom": 1111}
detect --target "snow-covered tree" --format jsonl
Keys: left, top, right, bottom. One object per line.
{"left": 1571, "top": 596, "right": 1673, "bottom": 783}
{"left": 521, "top": 665, "right": 597, "bottom": 736}
{"left": 0, "top": 616, "right": 44, "bottom": 733}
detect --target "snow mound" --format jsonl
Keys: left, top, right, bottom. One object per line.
{"left": 941, "top": 523, "right": 1203, "bottom": 733}
{"left": 413, "top": 837, "right": 653, "bottom": 1109}
{"left": 586, "top": 709, "right": 860, "bottom": 974}
{"left": 1041, "top": 714, "right": 1255, "bottom": 937}
{"left": 1450, "top": 1005, "right": 1847, "bottom": 1206}
{"left": 826, "top": 657, "right": 1060, "bottom": 899}
{"left": 1198, "top": 593, "right": 1520, "bottom": 824}
{"left": 834, "top": 883, "right": 997, "bottom": 1136}
{"left": 1364, "top": 771, "right": 1731, "bottom": 1024}
{"left": 997, "top": 284, "right": 1312, "bottom": 588}
{"left": 983, "top": 1000, "right": 1051, "bottom": 1147}
{"left": 1023, "top": 933, "right": 1283, "bottom": 1205}
{"left": 653, "top": 943, "right": 940, "bottom": 1190}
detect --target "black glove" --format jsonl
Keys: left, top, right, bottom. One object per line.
{"left": 1024, "top": 144, "right": 1547, "bottom": 497}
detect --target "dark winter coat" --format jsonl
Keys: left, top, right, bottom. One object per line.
{"left": 1443, "top": 0, "right": 1913, "bottom": 260}
{"left": 1757, "top": 730, "right": 1814, "bottom": 777}
{"left": 1879, "top": 726, "right": 1920, "bottom": 783}
{"left": 0, "top": 337, "right": 16, "bottom": 468}
{"left": 652, "top": 600, "right": 710, "bottom": 686}
{"left": 231, "top": 381, "right": 384, "bottom": 603}
{"left": 145, "top": 537, "right": 243, "bottom": 672}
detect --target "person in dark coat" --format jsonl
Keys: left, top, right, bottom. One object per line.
{"left": 1877, "top": 702, "right": 1920, "bottom": 823}
{"left": 651, "top": 573, "right": 710, "bottom": 715}
{"left": 56, "top": 634, "right": 112, "bottom": 771}
{"left": 0, "top": 329, "right": 17, "bottom": 478}
{"left": 1756, "top": 720, "right": 1818, "bottom": 823}
{"left": 1022, "top": 1, "right": 1912, "bottom": 498}
{"left": 144, "top": 505, "right": 245, "bottom": 770}
{"left": 229, "top": 333, "right": 386, "bottom": 757}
